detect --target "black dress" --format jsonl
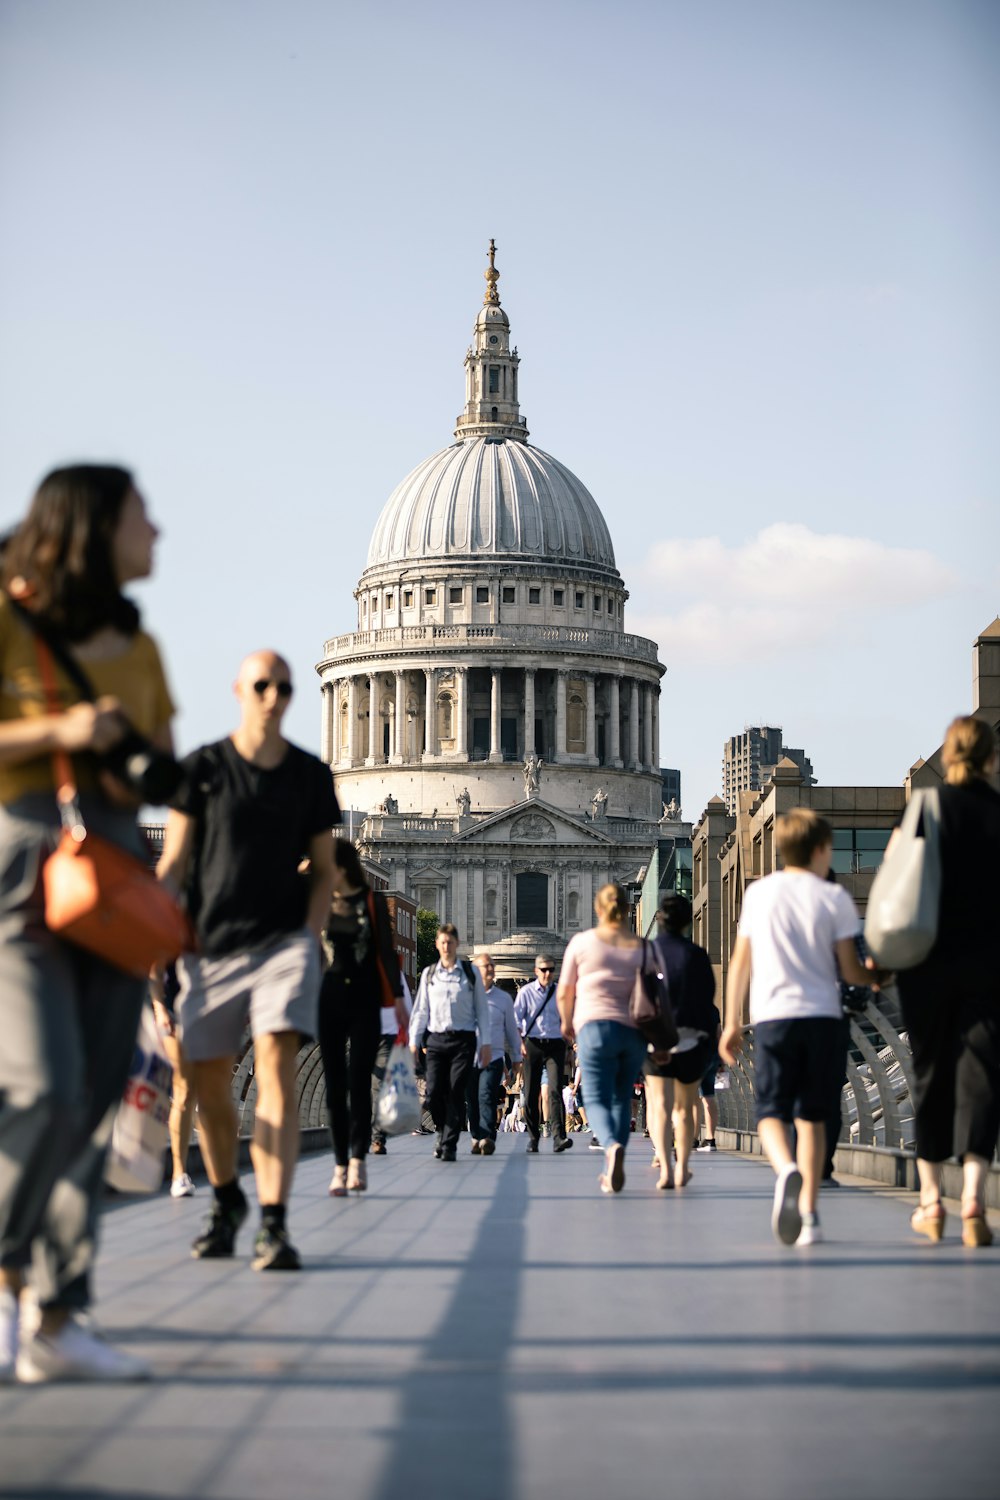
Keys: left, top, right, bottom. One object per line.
{"left": 896, "top": 778, "right": 1000, "bottom": 1162}
{"left": 318, "top": 889, "right": 398, "bottom": 1163}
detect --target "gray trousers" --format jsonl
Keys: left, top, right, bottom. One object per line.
{"left": 0, "top": 799, "right": 145, "bottom": 1311}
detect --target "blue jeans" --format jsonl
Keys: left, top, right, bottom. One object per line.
{"left": 577, "top": 1021, "right": 648, "bottom": 1150}
{"left": 467, "top": 1057, "right": 505, "bottom": 1142}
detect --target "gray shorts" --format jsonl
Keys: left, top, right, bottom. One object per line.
{"left": 177, "top": 930, "right": 321, "bottom": 1062}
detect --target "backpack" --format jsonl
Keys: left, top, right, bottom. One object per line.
{"left": 425, "top": 959, "right": 478, "bottom": 992}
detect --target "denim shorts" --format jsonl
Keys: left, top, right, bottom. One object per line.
{"left": 753, "top": 1017, "right": 845, "bottom": 1124}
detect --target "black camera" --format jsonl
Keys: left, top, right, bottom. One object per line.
{"left": 102, "top": 727, "right": 185, "bottom": 805}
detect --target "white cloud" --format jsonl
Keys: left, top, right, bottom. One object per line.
{"left": 629, "top": 523, "right": 958, "bottom": 666}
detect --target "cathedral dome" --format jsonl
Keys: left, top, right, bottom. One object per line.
{"left": 364, "top": 436, "right": 617, "bottom": 571}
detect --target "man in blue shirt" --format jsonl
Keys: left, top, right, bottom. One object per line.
{"left": 514, "top": 954, "right": 573, "bottom": 1155}
{"left": 409, "top": 923, "right": 491, "bottom": 1161}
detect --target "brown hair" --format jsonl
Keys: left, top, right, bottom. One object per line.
{"left": 594, "top": 882, "right": 628, "bottom": 924}
{"left": 333, "top": 837, "right": 369, "bottom": 888}
{"left": 437, "top": 922, "right": 460, "bottom": 940}
{"left": 657, "top": 894, "right": 693, "bottom": 934}
{"left": 1, "top": 465, "right": 141, "bottom": 642}
{"left": 775, "top": 807, "right": 832, "bottom": 868}
{"left": 941, "top": 715, "right": 997, "bottom": 786}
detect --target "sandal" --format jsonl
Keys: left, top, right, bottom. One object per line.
{"left": 329, "top": 1165, "right": 348, "bottom": 1198}
{"left": 961, "top": 1201, "right": 993, "bottom": 1248}
{"left": 910, "top": 1201, "right": 946, "bottom": 1242}
{"left": 347, "top": 1158, "right": 367, "bottom": 1193}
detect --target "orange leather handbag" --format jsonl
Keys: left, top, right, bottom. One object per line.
{"left": 35, "top": 637, "right": 193, "bottom": 977}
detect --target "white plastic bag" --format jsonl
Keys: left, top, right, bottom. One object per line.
{"left": 375, "top": 1042, "right": 422, "bottom": 1136}
{"left": 864, "top": 788, "right": 941, "bottom": 969}
{"left": 105, "top": 1004, "right": 173, "bottom": 1193}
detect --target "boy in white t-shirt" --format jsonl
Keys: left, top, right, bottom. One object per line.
{"left": 720, "top": 808, "right": 879, "bottom": 1247}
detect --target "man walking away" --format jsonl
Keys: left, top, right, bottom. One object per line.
{"left": 158, "top": 650, "right": 339, "bottom": 1271}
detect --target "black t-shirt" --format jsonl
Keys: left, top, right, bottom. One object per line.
{"left": 172, "top": 737, "right": 341, "bottom": 957}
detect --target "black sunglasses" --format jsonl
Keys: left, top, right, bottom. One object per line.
{"left": 538, "top": 966, "right": 554, "bottom": 973}
{"left": 253, "top": 679, "right": 293, "bottom": 699}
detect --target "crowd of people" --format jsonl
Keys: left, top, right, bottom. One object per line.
{"left": 0, "top": 464, "right": 996, "bottom": 1389}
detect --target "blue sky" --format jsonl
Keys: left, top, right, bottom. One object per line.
{"left": 1, "top": 0, "right": 997, "bottom": 822}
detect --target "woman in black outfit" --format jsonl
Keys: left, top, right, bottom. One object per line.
{"left": 645, "top": 895, "right": 720, "bottom": 1191}
{"left": 319, "top": 839, "right": 405, "bottom": 1195}
{"left": 899, "top": 716, "right": 1000, "bottom": 1247}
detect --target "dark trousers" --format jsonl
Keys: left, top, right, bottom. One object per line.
{"left": 370, "top": 1033, "right": 395, "bottom": 1147}
{"left": 318, "top": 974, "right": 382, "bottom": 1164}
{"left": 523, "top": 1037, "right": 567, "bottom": 1143}
{"left": 467, "top": 1057, "right": 505, "bottom": 1142}
{"left": 824, "top": 1016, "right": 851, "bottom": 1177}
{"left": 898, "top": 965, "right": 1000, "bottom": 1162}
{"left": 425, "top": 1030, "right": 477, "bottom": 1152}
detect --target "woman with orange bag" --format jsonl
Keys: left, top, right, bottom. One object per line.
{"left": 0, "top": 465, "right": 176, "bottom": 1384}
{"left": 319, "top": 838, "right": 407, "bottom": 1195}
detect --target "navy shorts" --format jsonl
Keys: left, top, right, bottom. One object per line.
{"left": 753, "top": 1017, "right": 845, "bottom": 1124}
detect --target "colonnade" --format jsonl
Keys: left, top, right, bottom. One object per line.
{"left": 321, "top": 663, "right": 661, "bottom": 774}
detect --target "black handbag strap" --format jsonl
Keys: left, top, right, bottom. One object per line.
{"left": 8, "top": 597, "right": 96, "bottom": 702}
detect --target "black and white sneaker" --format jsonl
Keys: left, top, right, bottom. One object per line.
{"left": 588, "top": 1137, "right": 603, "bottom": 1152}
{"left": 771, "top": 1164, "right": 804, "bottom": 1246}
{"left": 251, "top": 1226, "right": 301, "bottom": 1272}
{"left": 191, "top": 1192, "right": 248, "bottom": 1259}
{"left": 696, "top": 1139, "right": 717, "bottom": 1153}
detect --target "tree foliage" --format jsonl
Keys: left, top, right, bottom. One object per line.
{"left": 416, "top": 908, "right": 439, "bottom": 976}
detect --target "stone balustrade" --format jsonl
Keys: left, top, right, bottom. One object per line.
{"left": 321, "top": 621, "right": 659, "bottom": 663}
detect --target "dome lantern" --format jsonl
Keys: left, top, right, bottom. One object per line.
{"left": 454, "top": 239, "right": 528, "bottom": 444}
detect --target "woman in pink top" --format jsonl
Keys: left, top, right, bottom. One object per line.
{"left": 558, "top": 884, "right": 647, "bottom": 1194}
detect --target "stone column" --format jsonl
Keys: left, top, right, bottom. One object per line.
{"left": 392, "top": 670, "right": 406, "bottom": 763}
{"left": 609, "top": 676, "right": 622, "bottom": 767}
{"left": 585, "top": 674, "right": 597, "bottom": 764}
{"left": 456, "top": 667, "right": 469, "bottom": 758}
{"left": 489, "top": 667, "right": 502, "bottom": 762}
{"left": 652, "top": 685, "right": 660, "bottom": 774}
{"left": 367, "top": 673, "right": 379, "bottom": 765}
{"left": 555, "top": 670, "right": 567, "bottom": 763}
{"left": 423, "top": 667, "right": 436, "bottom": 759}
{"left": 320, "top": 682, "right": 332, "bottom": 764}
{"left": 347, "top": 675, "right": 358, "bottom": 765}
{"left": 523, "top": 667, "right": 536, "bottom": 759}
{"left": 643, "top": 685, "right": 653, "bottom": 770}
{"left": 629, "top": 679, "right": 640, "bottom": 771}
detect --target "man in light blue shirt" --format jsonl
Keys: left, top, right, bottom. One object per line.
{"left": 514, "top": 953, "right": 573, "bottom": 1154}
{"left": 468, "top": 953, "right": 521, "bottom": 1156}
{"left": 409, "top": 923, "right": 491, "bottom": 1161}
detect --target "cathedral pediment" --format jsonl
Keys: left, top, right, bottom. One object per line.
{"left": 453, "top": 799, "right": 617, "bottom": 846}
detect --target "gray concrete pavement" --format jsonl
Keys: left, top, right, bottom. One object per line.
{"left": 1, "top": 1134, "right": 997, "bottom": 1500}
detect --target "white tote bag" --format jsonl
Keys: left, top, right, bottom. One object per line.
{"left": 105, "top": 1004, "right": 173, "bottom": 1193}
{"left": 864, "top": 788, "right": 941, "bottom": 970}
{"left": 375, "top": 1040, "right": 422, "bottom": 1137}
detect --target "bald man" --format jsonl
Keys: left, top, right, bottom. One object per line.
{"left": 158, "top": 651, "right": 339, "bottom": 1272}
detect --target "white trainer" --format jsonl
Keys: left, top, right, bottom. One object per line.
{"left": 771, "top": 1163, "right": 804, "bottom": 1245}
{"left": 797, "top": 1213, "right": 824, "bottom": 1247}
{"left": 0, "top": 1289, "right": 18, "bottom": 1382}
{"left": 16, "top": 1317, "right": 151, "bottom": 1383}
{"left": 170, "top": 1173, "right": 196, "bottom": 1199}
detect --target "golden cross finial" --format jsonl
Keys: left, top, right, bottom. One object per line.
{"left": 483, "top": 237, "right": 500, "bottom": 305}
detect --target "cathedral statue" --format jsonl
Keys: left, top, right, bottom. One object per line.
{"left": 661, "top": 797, "right": 681, "bottom": 822}
{"left": 522, "top": 753, "right": 543, "bottom": 798}
{"left": 456, "top": 787, "right": 471, "bottom": 816}
{"left": 384, "top": 793, "right": 398, "bottom": 815}
{"left": 591, "top": 787, "right": 608, "bottom": 821}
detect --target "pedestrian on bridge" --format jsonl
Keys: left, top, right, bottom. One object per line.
{"left": 558, "top": 884, "right": 647, "bottom": 1195}
{"left": 897, "top": 716, "right": 1000, "bottom": 1249}
{"left": 408, "top": 923, "right": 491, "bottom": 1161}
{"left": 516, "top": 954, "right": 573, "bottom": 1154}
{"left": 721, "top": 808, "right": 879, "bottom": 1247}
{"left": 0, "top": 465, "right": 174, "bottom": 1383}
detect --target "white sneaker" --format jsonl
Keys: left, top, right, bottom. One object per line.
{"left": 797, "top": 1213, "right": 823, "bottom": 1247}
{"left": 0, "top": 1289, "right": 18, "bottom": 1382}
{"left": 16, "top": 1317, "right": 151, "bottom": 1383}
{"left": 170, "top": 1173, "right": 196, "bottom": 1198}
{"left": 771, "top": 1163, "right": 803, "bottom": 1246}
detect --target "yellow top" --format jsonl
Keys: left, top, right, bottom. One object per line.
{"left": 0, "top": 596, "right": 176, "bottom": 803}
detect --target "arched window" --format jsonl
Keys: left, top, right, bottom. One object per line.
{"left": 438, "top": 694, "right": 453, "bottom": 740}
{"left": 339, "top": 701, "right": 348, "bottom": 756}
{"left": 568, "top": 693, "right": 585, "bottom": 750}
{"left": 485, "top": 888, "right": 498, "bottom": 925}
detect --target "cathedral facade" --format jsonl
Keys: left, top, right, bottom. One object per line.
{"left": 317, "top": 245, "right": 667, "bottom": 978}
